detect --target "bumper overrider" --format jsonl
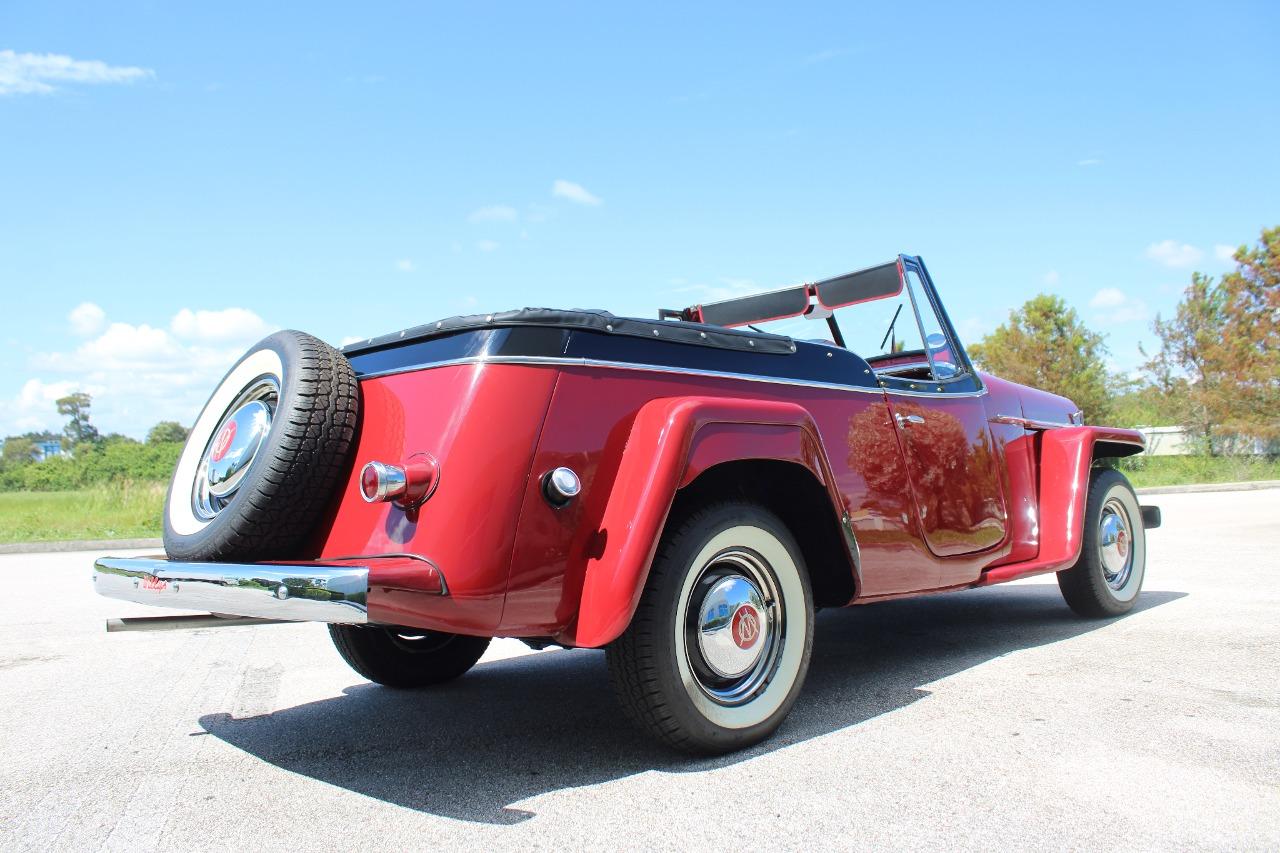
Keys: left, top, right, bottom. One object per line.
{"left": 93, "top": 556, "right": 374, "bottom": 624}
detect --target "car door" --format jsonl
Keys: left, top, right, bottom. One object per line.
{"left": 880, "top": 259, "right": 1007, "bottom": 571}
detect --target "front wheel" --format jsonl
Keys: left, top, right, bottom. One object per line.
{"left": 607, "top": 502, "right": 814, "bottom": 754}
{"left": 329, "top": 625, "right": 491, "bottom": 688}
{"left": 1057, "top": 468, "right": 1147, "bottom": 617}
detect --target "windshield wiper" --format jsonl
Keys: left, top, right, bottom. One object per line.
{"left": 878, "top": 304, "right": 904, "bottom": 352}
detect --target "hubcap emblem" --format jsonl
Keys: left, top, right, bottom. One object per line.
{"left": 211, "top": 421, "right": 237, "bottom": 463}
{"left": 203, "top": 399, "right": 273, "bottom": 499}
{"left": 731, "top": 604, "right": 761, "bottom": 650}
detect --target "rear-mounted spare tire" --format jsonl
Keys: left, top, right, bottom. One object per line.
{"left": 162, "top": 330, "right": 359, "bottom": 562}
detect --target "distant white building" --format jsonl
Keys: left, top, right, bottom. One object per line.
{"left": 1135, "top": 426, "right": 1275, "bottom": 456}
{"left": 1136, "top": 426, "right": 1194, "bottom": 456}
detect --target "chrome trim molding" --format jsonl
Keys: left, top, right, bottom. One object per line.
{"left": 93, "top": 556, "right": 369, "bottom": 623}
{"left": 991, "top": 413, "right": 1077, "bottom": 431}
{"left": 358, "top": 354, "right": 990, "bottom": 398}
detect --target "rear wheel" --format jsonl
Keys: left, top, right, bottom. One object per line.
{"left": 329, "top": 625, "right": 491, "bottom": 688}
{"left": 607, "top": 502, "right": 814, "bottom": 754}
{"left": 1057, "top": 468, "right": 1146, "bottom": 617}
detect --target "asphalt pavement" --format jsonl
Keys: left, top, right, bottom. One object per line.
{"left": 1, "top": 489, "right": 1276, "bottom": 850}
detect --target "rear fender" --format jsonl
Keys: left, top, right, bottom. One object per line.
{"left": 572, "top": 396, "right": 845, "bottom": 647}
{"left": 978, "top": 425, "right": 1144, "bottom": 585}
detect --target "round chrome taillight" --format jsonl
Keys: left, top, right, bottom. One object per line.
{"left": 359, "top": 454, "right": 440, "bottom": 507}
{"left": 360, "top": 461, "right": 407, "bottom": 503}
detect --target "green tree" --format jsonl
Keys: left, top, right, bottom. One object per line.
{"left": 56, "top": 392, "right": 100, "bottom": 446}
{"left": 147, "top": 421, "right": 190, "bottom": 444}
{"left": 969, "top": 294, "right": 1113, "bottom": 424}
{"left": 1146, "top": 226, "right": 1280, "bottom": 449}
{"left": 1219, "top": 228, "right": 1279, "bottom": 440}
{"left": 1144, "top": 272, "right": 1226, "bottom": 450}
{"left": 1, "top": 436, "right": 37, "bottom": 465}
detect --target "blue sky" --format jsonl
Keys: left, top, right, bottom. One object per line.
{"left": 2, "top": 1, "right": 1277, "bottom": 438}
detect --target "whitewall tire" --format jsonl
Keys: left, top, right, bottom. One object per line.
{"left": 1057, "top": 468, "right": 1147, "bottom": 617}
{"left": 608, "top": 501, "right": 814, "bottom": 753}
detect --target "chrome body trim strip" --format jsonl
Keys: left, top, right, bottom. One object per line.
{"left": 93, "top": 556, "right": 369, "bottom": 623}
{"left": 322, "top": 551, "right": 449, "bottom": 596}
{"left": 991, "top": 414, "right": 1077, "bottom": 431}
{"left": 358, "top": 354, "right": 990, "bottom": 398}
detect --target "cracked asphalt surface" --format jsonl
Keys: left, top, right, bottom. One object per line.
{"left": 1, "top": 489, "right": 1277, "bottom": 850}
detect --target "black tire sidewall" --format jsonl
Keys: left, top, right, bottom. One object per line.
{"left": 329, "top": 625, "right": 491, "bottom": 688}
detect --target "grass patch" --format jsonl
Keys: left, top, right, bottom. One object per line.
{"left": 0, "top": 482, "right": 165, "bottom": 543}
{"left": 1112, "top": 455, "right": 1280, "bottom": 489}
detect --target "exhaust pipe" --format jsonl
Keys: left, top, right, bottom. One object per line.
{"left": 105, "top": 614, "right": 293, "bottom": 632}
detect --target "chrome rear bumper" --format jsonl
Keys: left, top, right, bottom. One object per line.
{"left": 93, "top": 556, "right": 369, "bottom": 624}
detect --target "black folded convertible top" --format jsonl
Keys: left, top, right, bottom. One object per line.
{"left": 340, "top": 307, "right": 797, "bottom": 356}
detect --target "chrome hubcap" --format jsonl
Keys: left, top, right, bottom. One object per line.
{"left": 193, "top": 376, "right": 279, "bottom": 520}
{"left": 697, "top": 575, "right": 769, "bottom": 678}
{"left": 684, "top": 549, "right": 783, "bottom": 706}
{"left": 1098, "top": 498, "right": 1134, "bottom": 590}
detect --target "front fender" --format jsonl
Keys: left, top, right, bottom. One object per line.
{"left": 978, "top": 425, "right": 1145, "bottom": 585}
{"left": 571, "top": 396, "right": 840, "bottom": 648}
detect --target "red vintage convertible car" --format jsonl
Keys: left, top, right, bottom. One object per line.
{"left": 94, "top": 255, "right": 1159, "bottom": 753}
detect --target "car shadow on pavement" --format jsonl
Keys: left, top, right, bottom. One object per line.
{"left": 200, "top": 583, "right": 1185, "bottom": 825}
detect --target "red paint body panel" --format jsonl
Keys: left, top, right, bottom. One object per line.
{"left": 883, "top": 391, "right": 1007, "bottom": 563}
{"left": 979, "top": 374, "right": 1041, "bottom": 567}
{"left": 309, "top": 363, "right": 558, "bottom": 636}
{"left": 569, "top": 395, "right": 844, "bottom": 648}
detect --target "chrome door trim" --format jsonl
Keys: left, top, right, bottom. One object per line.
{"left": 357, "top": 354, "right": 990, "bottom": 398}
{"left": 991, "top": 414, "right": 1078, "bottom": 430}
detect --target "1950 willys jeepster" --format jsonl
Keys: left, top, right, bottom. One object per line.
{"left": 94, "top": 255, "right": 1160, "bottom": 753}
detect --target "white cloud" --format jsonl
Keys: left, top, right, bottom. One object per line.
{"left": 468, "top": 205, "right": 518, "bottom": 223}
{"left": 9, "top": 306, "right": 281, "bottom": 438}
{"left": 338, "top": 335, "right": 365, "bottom": 347}
{"left": 1077, "top": 158, "right": 1102, "bottom": 167}
{"left": 1, "top": 378, "right": 80, "bottom": 434}
{"left": 476, "top": 239, "right": 499, "bottom": 252}
{"left": 0, "top": 50, "right": 153, "bottom": 96}
{"left": 68, "top": 302, "right": 106, "bottom": 337}
{"left": 1042, "top": 270, "right": 1060, "bottom": 286}
{"left": 1145, "top": 240, "right": 1203, "bottom": 268}
{"left": 1088, "top": 288, "right": 1147, "bottom": 325}
{"left": 396, "top": 258, "right": 415, "bottom": 272}
{"left": 552, "top": 179, "right": 602, "bottom": 206}
{"left": 1214, "top": 244, "right": 1238, "bottom": 262}
{"left": 171, "top": 307, "right": 273, "bottom": 343}
{"left": 1089, "top": 288, "right": 1126, "bottom": 308}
